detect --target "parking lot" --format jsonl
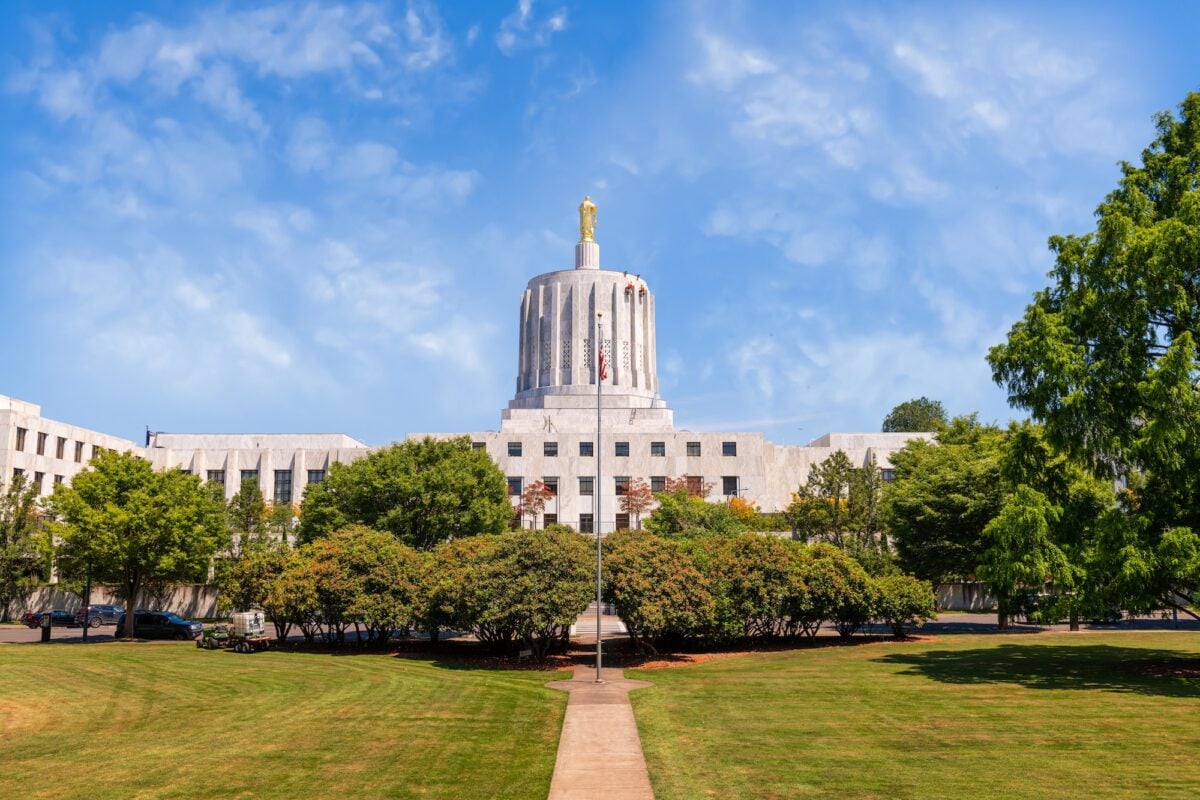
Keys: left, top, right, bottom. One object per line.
{"left": 0, "top": 623, "right": 119, "bottom": 644}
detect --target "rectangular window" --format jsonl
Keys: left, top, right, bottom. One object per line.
{"left": 543, "top": 477, "right": 558, "bottom": 496}
{"left": 471, "top": 441, "right": 486, "bottom": 452}
{"left": 722, "top": 441, "right": 737, "bottom": 457}
{"left": 206, "top": 470, "right": 226, "bottom": 486}
{"left": 614, "top": 476, "right": 630, "bottom": 495}
{"left": 579, "top": 513, "right": 594, "bottom": 534}
{"left": 180, "top": 469, "right": 192, "bottom": 475}
{"left": 651, "top": 476, "right": 666, "bottom": 493}
{"left": 15, "top": 428, "right": 26, "bottom": 451}
{"left": 614, "top": 441, "right": 629, "bottom": 457}
{"left": 544, "top": 512, "right": 558, "bottom": 526}
{"left": 507, "top": 477, "right": 523, "bottom": 496}
{"left": 881, "top": 469, "right": 895, "bottom": 482}
{"left": 722, "top": 476, "right": 739, "bottom": 497}
{"left": 74, "top": 441, "right": 84, "bottom": 463}
{"left": 615, "top": 513, "right": 630, "bottom": 530}
{"left": 36, "top": 432, "right": 47, "bottom": 456}
{"left": 56, "top": 437, "right": 66, "bottom": 459}
{"left": 686, "top": 475, "right": 703, "bottom": 495}
{"left": 650, "top": 441, "right": 665, "bottom": 457}
{"left": 54, "top": 475, "right": 64, "bottom": 485}
{"left": 307, "top": 469, "right": 326, "bottom": 484}
{"left": 579, "top": 441, "right": 593, "bottom": 457}
{"left": 544, "top": 441, "right": 558, "bottom": 457}
{"left": 33, "top": 472, "right": 45, "bottom": 492}
{"left": 507, "top": 442, "right": 522, "bottom": 457}
{"left": 687, "top": 441, "right": 701, "bottom": 457}
{"left": 91, "top": 445, "right": 101, "bottom": 460}
{"left": 274, "top": 470, "right": 293, "bottom": 504}
{"left": 240, "top": 469, "right": 259, "bottom": 484}
{"left": 13, "top": 468, "right": 23, "bottom": 480}
{"left": 578, "top": 476, "right": 594, "bottom": 496}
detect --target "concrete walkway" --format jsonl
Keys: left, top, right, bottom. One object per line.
{"left": 545, "top": 666, "right": 655, "bottom": 800}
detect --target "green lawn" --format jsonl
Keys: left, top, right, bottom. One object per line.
{"left": 630, "top": 632, "right": 1200, "bottom": 800}
{"left": 0, "top": 642, "right": 566, "bottom": 799}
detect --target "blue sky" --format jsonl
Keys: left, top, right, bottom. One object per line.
{"left": 2, "top": 1, "right": 1198, "bottom": 446}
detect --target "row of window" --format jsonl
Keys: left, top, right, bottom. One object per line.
{"left": 492, "top": 440, "right": 737, "bottom": 458}
{"left": 507, "top": 475, "right": 740, "bottom": 497}
{"left": 12, "top": 427, "right": 101, "bottom": 464}
{"left": 11, "top": 467, "right": 66, "bottom": 492}
{"left": 197, "top": 468, "right": 326, "bottom": 503}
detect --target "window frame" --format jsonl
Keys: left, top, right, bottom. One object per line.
{"left": 650, "top": 441, "right": 666, "bottom": 457}
{"left": 686, "top": 441, "right": 702, "bottom": 457}
{"left": 722, "top": 441, "right": 737, "bottom": 457}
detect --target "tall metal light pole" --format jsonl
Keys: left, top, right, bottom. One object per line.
{"left": 595, "top": 314, "right": 604, "bottom": 683}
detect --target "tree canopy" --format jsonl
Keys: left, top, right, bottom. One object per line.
{"left": 49, "top": 451, "right": 227, "bottom": 637}
{"left": 0, "top": 474, "right": 43, "bottom": 622}
{"left": 882, "top": 397, "right": 948, "bottom": 432}
{"left": 988, "top": 91, "right": 1200, "bottom": 614}
{"left": 883, "top": 416, "right": 1007, "bottom": 582}
{"left": 297, "top": 437, "right": 510, "bottom": 549}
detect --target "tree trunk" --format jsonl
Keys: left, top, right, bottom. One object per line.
{"left": 122, "top": 577, "right": 141, "bottom": 638}
{"left": 429, "top": 625, "right": 440, "bottom": 644}
{"left": 1069, "top": 610, "right": 1079, "bottom": 632}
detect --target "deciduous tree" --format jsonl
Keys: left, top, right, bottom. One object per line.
{"left": 0, "top": 474, "right": 43, "bottom": 622}
{"left": 618, "top": 478, "right": 655, "bottom": 529}
{"left": 49, "top": 451, "right": 228, "bottom": 638}
{"left": 298, "top": 437, "right": 510, "bottom": 549}
{"left": 882, "top": 397, "right": 948, "bottom": 432}
{"left": 988, "top": 92, "right": 1200, "bottom": 615}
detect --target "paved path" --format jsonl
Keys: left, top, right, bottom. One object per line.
{"left": 545, "top": 666, "right": 654, "bottom": 800}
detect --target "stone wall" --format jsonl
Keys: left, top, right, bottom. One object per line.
{"left": 935, "top": 582, "right": 997, "bottom": 611}
{"left": 12, "top": 584, "right": 221, "bottom": 620}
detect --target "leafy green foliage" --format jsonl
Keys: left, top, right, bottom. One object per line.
{"left": 883, "top": 417, "right": 1006, "bottom": 582}
{"left": 692, "top": 534, "right": 797, "bottom": 640}
{"left": 645, "top": 487, "right": 751, "bottom": 537}
{"left": 214, "top": 540, "right": 297, "bottom": 639}
{"left": 601, "top": 530, "right": 713, "bottom": 652}
{"left": 882, "top": 397, "right": 948, "bottom": 432}
{"left": 225, "top": 478, "right": 266, "bottom": 552}
{"left": 0, "top": 474, "right": 43, "bottom": 622}
{"left": 416, "top": 529, "right": 593, "bottom": 658}
{"left": 297, "top": 436, "right": 510, "bottom": 549}
{"left": 48, "top": 451, "right": 227, "bottom": 637}
{"left": 786, "top": 452, "right": 888, "bottom": 572}
{"left": 977, "top": 486, "right": 1074, "bottom": 628}
{"left": 988, "top": 92, "right": 1200, "bottom": 613}
{"left": 874, "top": 574, "right": 937, "bottom": 637}
{"left": 291, "top": 525, "right": 421, "bottom": 644}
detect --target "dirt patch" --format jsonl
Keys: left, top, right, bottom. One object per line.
{"left": 1121, "top": 658, "right": 1200, "bottom": 680}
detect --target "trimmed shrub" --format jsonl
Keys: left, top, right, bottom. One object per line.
{"left": 874, "top": 574, "right": 936, "bottom": 637}
{"left": 602, "top": 529, "right": 713, "bottom": 653}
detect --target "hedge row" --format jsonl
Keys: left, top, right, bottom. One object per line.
{"left": 603, "top": 530, "right": 936, "bottom": 653}
{"left": 218, "top": 527, "right": 934, "bottom": 658}
{"left": 221, "top": 525, "right": 593, "bottom": 657}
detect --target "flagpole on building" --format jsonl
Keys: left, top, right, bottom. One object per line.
{"left": 595, "top": 314, "right": 604, "bottom": 683}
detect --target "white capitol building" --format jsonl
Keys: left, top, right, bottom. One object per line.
{"left": 1, "top": 200, "right": 929, "bottom": 533}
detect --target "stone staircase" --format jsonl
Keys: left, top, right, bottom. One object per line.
{"left": 571, "top": 602, "right": 627, "bottom": 640}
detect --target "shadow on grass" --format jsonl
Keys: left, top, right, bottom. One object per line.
{"left": 877, "top": 643, "right": 1200, "bottom": 698}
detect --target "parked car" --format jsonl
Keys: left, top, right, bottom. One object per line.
{"left": 21, "top": 609, "right": 79, "bottom": 628}
{"left": 115, "top": 611, "right": 204, "bottom": 640}
{"left": 74, "top": 604, "right": 125, "bottom": 628}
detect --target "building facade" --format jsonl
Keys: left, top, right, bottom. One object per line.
{"left": 1, "top": 202, "right": 931, "bottom": 532}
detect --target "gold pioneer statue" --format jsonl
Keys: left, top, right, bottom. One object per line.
{"left": 579, "top": 195, "right": 597, "bottom": 242}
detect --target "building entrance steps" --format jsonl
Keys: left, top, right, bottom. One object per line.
{"left": 545, "top": 666, "right": 655, "bottom": 800}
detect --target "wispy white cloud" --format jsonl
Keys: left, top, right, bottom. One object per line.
{"left": 496, "top": 0, "right": 568, "bottom": 56}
